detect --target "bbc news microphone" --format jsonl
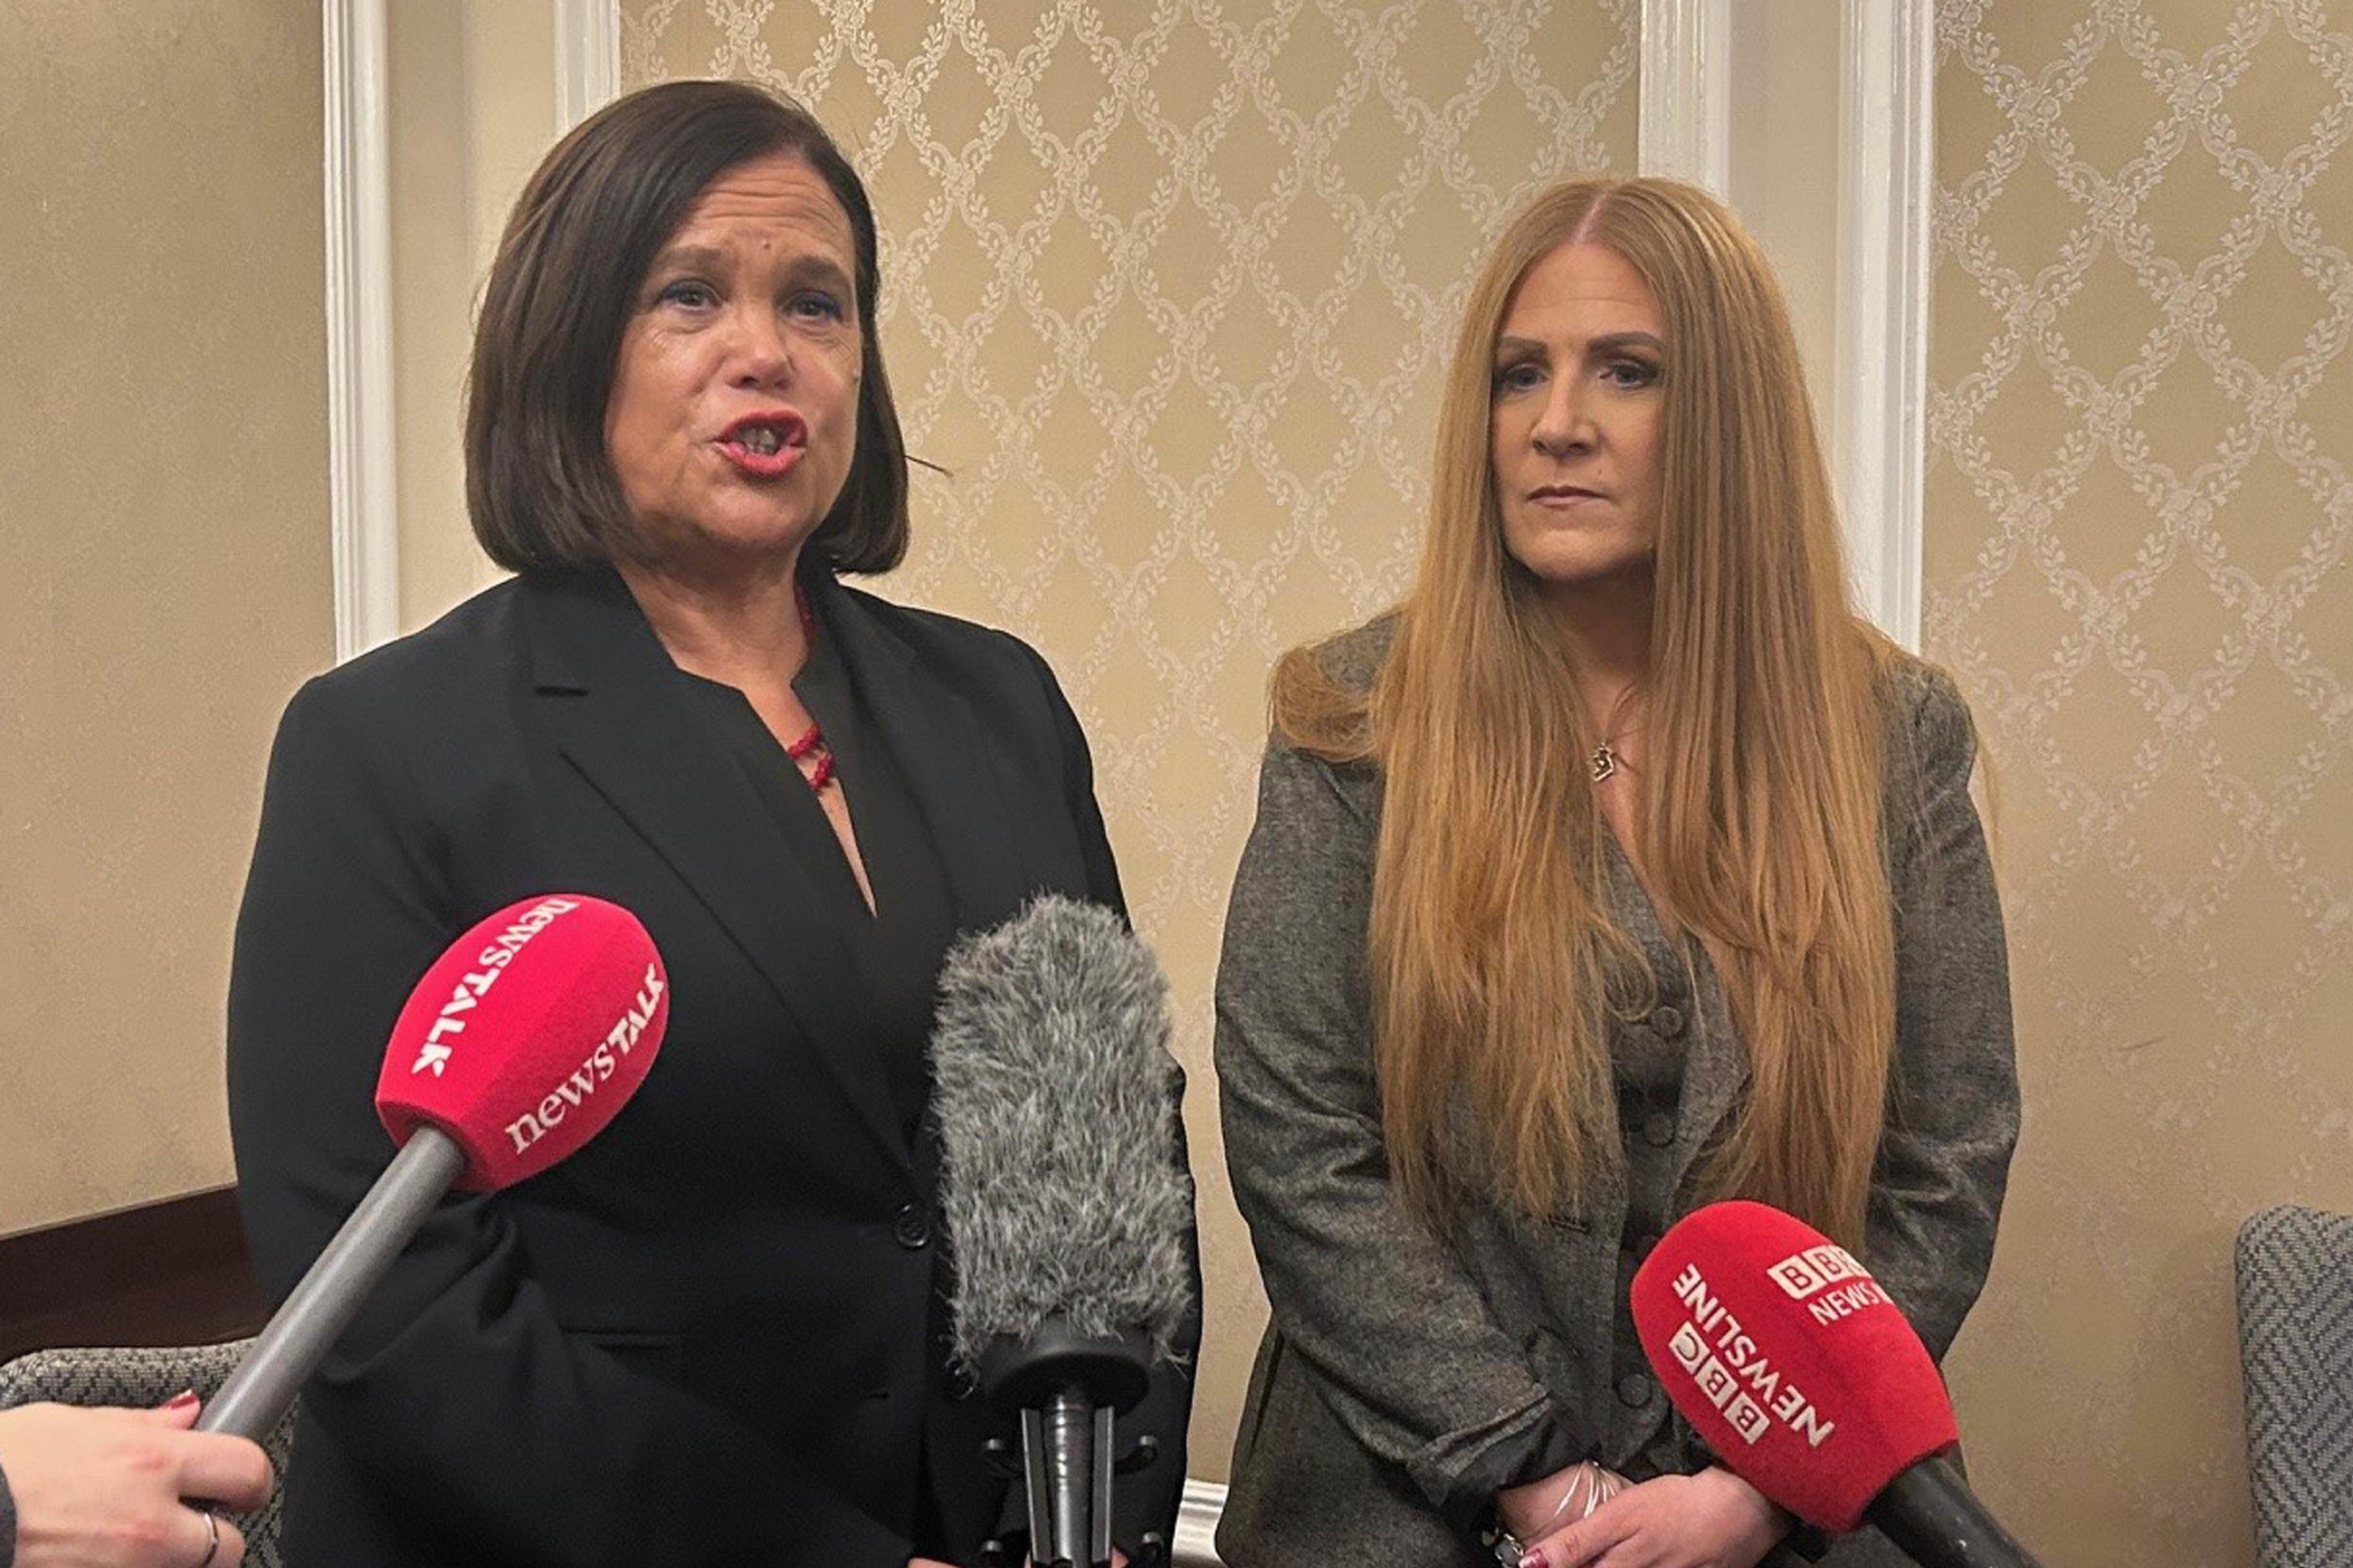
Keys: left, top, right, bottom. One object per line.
{"left": 201, "top": 893, "right": 668, "bottom": 1442}
{"left": 1622, "top": 1201, "right": 2041, "bottom": 1568}
{"left": 932, "top": 896, "right": 1199, "bottom": 1568}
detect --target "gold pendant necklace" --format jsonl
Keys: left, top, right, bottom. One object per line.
{"left": 1589, "top": 685, "right": 1644, "bottom": 784}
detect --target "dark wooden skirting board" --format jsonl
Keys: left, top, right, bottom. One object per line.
{"left": 0, "top": 1185, "right": 267, "bottom": 1364}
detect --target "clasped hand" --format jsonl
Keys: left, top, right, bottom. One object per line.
{"left": 1513, "top": 1466, "right": 1782, "bottom": 1568}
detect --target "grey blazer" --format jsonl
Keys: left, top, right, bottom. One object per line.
{"left": 1213, "top": 622, "right": 2019, "bottom": 1566}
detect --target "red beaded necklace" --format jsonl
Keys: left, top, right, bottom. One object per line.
{"left": 787, "top": 583, "right": 837, "bottom": 795}
{"left": 785, "top": 722, "right": 835, "bottom": 793}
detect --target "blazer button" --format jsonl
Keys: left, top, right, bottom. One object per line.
{"left": 1617, "top": 1372, "right": 1655, "bottom": 1408}
{"left": 1641, "top": 1111, "right": 1676, "bottom": 1148}
{"left": 893, "top": 1202, "right": 931, "bottom": 1250}
{"left": 1650, "top": 1004, "right": 1686, "bottom": 1039}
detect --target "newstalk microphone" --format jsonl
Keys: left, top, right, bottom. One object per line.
{"left": 933, "top": 896, "right": 1194, "bottom": 1568}
{"left": 1629, "top": 1200, "right": 2041, "bottom": 1568}
{"left": 199, "top": 894, "right": 668, "bottom": 1440}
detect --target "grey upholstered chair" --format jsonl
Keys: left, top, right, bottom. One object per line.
{"left": 2237, "top": 1203, "right": 2353, "bottom": 1567}
{"left": 0, "top": 1338, "right": 292, "bottom": 1568}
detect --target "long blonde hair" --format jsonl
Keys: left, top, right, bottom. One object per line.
{"left": 1276, "top": 178, "right": 1897, "bottom": 1247}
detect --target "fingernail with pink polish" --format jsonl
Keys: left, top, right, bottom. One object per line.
{"left": 165, "top": 1390, "right": 199, "bottom": 1411}
{"left": 1518, "top": 1552, "right": 1546, "bottom": 1568}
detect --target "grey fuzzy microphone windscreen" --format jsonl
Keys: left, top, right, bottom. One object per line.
{"left": 932, "top": 894, "right": 1194, "bottom": 1376}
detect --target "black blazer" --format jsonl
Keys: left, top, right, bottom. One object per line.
{"left": 227, "top": 568, "right": 1198, "bottom": 1567}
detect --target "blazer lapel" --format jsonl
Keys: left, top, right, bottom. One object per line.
{"left": 521, "top": 571, "right": 911, "bottom": 1174}
{"left": 812, "top": 581, "right": 1032, "bottom": 933}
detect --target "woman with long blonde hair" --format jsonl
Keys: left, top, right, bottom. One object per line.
{"left": 1214, "top": 178, "right": 2017, "bottom": 1567}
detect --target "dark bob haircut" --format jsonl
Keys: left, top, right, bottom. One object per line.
{"left": 466, "top": 79, "right": 908, "bottom": 577}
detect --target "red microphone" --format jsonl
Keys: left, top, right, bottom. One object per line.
{"left": 375, "top": 894, "right": 667, "bottom": 1190}
{"left": 200, "top": 895, "right": 667, "bottom": 1440}
{"left": 1630, "top": 1201, "right": 2040, "bottom": 1567}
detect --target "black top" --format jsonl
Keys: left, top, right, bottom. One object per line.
{"left": 679, "top": 599, "right": 967, "bottom": 1551}
{"left": 679, "top": 597, "right": 956, "bottom": 1141}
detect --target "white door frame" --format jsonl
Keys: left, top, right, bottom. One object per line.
{"left": 1640, "top": 0, "right": 1734, "bottom": 196}
{"left": 323, "top": 0, "right": 398, "bottom": 661}
{"left": 555, "top": 0, "right": 621, "bottom": 131}
{"left": 1831, "top": 0, "right": 1934, "bottom": 651}
{"left": 1639, "top": 0, "right": 1930, "bottom": 648}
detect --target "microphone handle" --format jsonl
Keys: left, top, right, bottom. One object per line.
{"left": 1868, "top": 1455, "right": 2043, "bottom": 1568}
{"left": 1020, "top": 1383, "right": 1115, "bottom": 1568}
{"left": 197, "top": 1129, "right": 468, "bottom": 1440}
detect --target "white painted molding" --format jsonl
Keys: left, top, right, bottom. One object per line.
{"left": 555, "top": 0, "right": 623, "bottom": 131}
{"left": 1173, "top": 1477, "right": 1227, "bottom": 1567}
{"left": 323, "top": 0, "right": 399, "bottom": 661}
{"left": 1637, "top": 0, "right": 1734, "bottom": 196}
{"left": 1831, "top": 0, "right": 1933, "bottom": 651}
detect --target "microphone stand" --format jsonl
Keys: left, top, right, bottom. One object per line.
{"left": 981, "top": 1319, "right": 1151, "bottom": 1568}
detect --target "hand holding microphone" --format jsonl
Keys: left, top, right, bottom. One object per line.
{"left": 0, "top": 1397, "right": 271, "bottom": 1568}
{"left": 1616, "top": 1201, "right": 2041, "bottom": 1568}
{"left": 0, "top": 898, "right": 666, "bottom": 1568}
{"left": 197, "top": 894, "right": 668, "bottom": 1444}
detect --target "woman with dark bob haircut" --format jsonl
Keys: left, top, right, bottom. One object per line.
{"left": 228, "top": 79, "right": 1198, "bottom": 1568}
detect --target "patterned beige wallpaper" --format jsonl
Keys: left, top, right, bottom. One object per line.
{"left": 1928, "top": 2, "right": 2352, "bottom": 1562}
{"left": 620, "top": 0, "right": 1639, "bottom": 1477}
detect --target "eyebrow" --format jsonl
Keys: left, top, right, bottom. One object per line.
{"left": 644, "top": 243, "right": 857, "bottom": 300}
{"left": 1494, "top": 331, "right": 1667, "bottom": 357}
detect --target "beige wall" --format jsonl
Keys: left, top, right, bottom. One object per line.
{"left": 620, "top": 0, "right": 1640, "bottom": 1477}
{"left": 390, "top": 0, "right": 552, "bottom": 631}
{"left": 1928, "top": 3, "right": 2353, "bottom": 1563}
{"left": 0, "top": 1, "right": 333, "bottom": 1235}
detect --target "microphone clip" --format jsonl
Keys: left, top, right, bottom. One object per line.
{"left": 978, "top": 1320, "right": 1155, "bottom": 1568}
{"left": 984, "top": 1431, "right": 1158, "bottom": 1481}
{"left": 977, "top": 1319, "right": 1152, "bottom": 1414}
